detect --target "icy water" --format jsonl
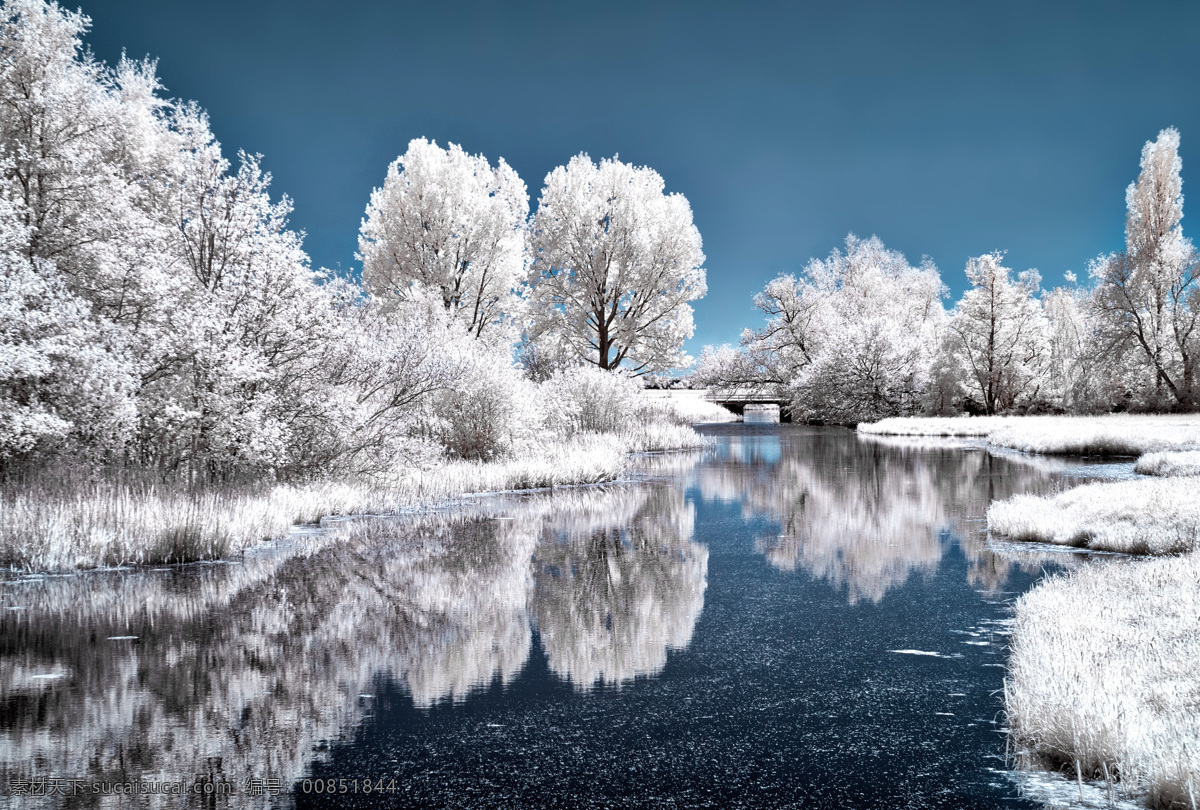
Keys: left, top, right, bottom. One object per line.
{"left": 0, "top": 426, "right": 1121, "bottom": 809}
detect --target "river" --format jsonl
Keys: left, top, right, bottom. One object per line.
{"left": 0, "top": 424, "right": 1122, "bottom": 808}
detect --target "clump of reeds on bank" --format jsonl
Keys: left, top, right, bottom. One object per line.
{"left": 1005, "top": 552, "right": 1200, "bottom": 809}
{"left": 861, "top": 414, "right": 1200, "bottom": 456}
{"left": 0, "top": 428, "right": 708, "bottom": 573}
{"left": 1135, "top": 450, "right": 1200, "bottom": 477}
{"left": 642, "top": 389, "right": 742, "bottom": 424}
{"left": 987, "top": 478, "right": 1200, "bottom": 555}
{"left": 857, "top": 415, "right": 1015, "bottom": 437}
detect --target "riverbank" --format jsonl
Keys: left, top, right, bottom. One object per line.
{"left": 0, "top": 396, "right": 733, "bottom": 573}
{"left": 1006, "top": 552, "right": 1200, "bottom": 809}
{"left": 860, "top": 413, "right": 1200, "bottom": 456}
{"left": 858, "top": 414, "right": 1200, "bottom": 807}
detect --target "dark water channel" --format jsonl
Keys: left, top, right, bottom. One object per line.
{"left": 1, "top": 426, "right": 1121, "bottom": 808}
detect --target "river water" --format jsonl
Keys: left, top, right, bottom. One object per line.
{"left": 0, "top": 425, "right": 1119, "bottom": 808}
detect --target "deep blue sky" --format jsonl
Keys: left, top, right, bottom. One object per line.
{"left": 77, "top": 0, "right": 1200, "bottom": 354}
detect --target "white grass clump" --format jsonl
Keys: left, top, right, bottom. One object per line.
{"left": 858, "top": 415, "right": 1015, "bottom": 437}
{"left": 989, "top": 416, "right": 1200, "bottom": 456}
{"left": 861, "top": 414, "right": 1200, "bottom": 457}
{"left": 1135, "top": 450, "right": 1200, "bottom": 477}
{"left": 642, "top": 389, "right": 740, "bottom": 424}
{"left": 1006, "top": 552, "right": 1200, "bottom": 808}
{"left": 987, "top": 478, "right": 1200, "bottom": 555}
{"left": 0, "top": 426, "right": 711, "bottom": 572}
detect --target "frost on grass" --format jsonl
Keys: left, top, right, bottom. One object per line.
{"left": 1134, "top": 450, "right": 1200, "bottom": 477}
{"left": 0, "top": 427, "right": 707, "bottom": 572}
{"left": 861, "top": 414, "right": 1200, "bottom": 457}
{"left": 987, "top": 478, "right": 1200, "bottom": 554}
{"left": 859, "top": 415, "right": 1015, "bottom": 438}
{"left": 1006, "top": 553, "right": 1200, "bottom": 808}
{"left": 641, "top": 389, "right": 740, "bottom": 424}
{"left": 988, "top": 416, "right": 1200, "bottom": 456}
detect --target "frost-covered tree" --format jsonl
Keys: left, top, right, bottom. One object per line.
{"left": 528, "top": 154, "right": 706, "bottom": 374}
{"left": 708, "top": 235, "right": 944, "bottom": 423}
{"left": 0, "top": 0, "right": 468, "bottom": 480}
{"left": 358, "top": 138, "right": 529, "bottom": 346}
{"left": 1042, "top": 274, "right": 1109, "bottom": 412}
{"left": 941, "top": 252, "right": 1051, "bottom": 414}
{"left": 0, "top": 192, "right": 135, "bottom": 458}
{"left": 1092, "top": 128, "right": 1200, "bottom": 410}
{"left": 0, "top": 0, "right": 153, "bottom": 462}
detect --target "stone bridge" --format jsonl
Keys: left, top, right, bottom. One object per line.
{"left": 705, "top": 388, "right": 791, "bottom": 420}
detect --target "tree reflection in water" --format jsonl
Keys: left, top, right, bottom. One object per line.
{"left": 693, "top": 428, "right": 1072, "bottom": 604}
{"left": 0, "top": 478, "right": 704, "bottom": 807}
{"left": 532, "top": 487, "right": 706, "bottom": 689}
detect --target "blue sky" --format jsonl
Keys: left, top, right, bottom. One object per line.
{"left": 78, "top": 0, "right": 1200, "bottom": 354}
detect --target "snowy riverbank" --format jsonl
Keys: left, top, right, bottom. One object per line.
{"left": 860, "top": 414, "right": 1200, "bottom": 456}
{"left": 1, "top": 393, "right": 734, "bottom": 573}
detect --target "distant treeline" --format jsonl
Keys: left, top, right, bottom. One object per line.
{"left": 695, "top": 128, "right": 1198, "bottom": 424}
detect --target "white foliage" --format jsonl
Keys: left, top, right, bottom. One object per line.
{"left": 739, "top": 234, "right": 946, "bottom": 423}
{"left": 1092, "top": 127, "right": 1200, "bottom": 410}
{"left": 988, "top": 477, "right": 1200, "bottom": 555}
{"left": 528, "top": 154, "right": 706, "bottom": 373}
{"left": 539, "top": 364, "right": 644, "bottom": 437}
{"left": 358, "top": 137, "right": 529, "bottom": 348}
{"left": 1007, "top": 552, "right": 1200, "bottom": 808}
{"left": 940, "top": 252, "right": 1052, "bottom": 414}
{"left": 1134, "top": 449, "right": 1200, "bottom": 476}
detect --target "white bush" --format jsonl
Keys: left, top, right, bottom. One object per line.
{"left": 432, "top": 345, "right": 541, "bottom": 461}
{"left": 540, "top": 365, "right": 643, "bottom": 438}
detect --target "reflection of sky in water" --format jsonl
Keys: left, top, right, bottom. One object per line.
{"left": 710, "top": 432, "right": 782, "bottom": 465}
{"left": 0, "top": 427, "right": 1120, "bottom": 809}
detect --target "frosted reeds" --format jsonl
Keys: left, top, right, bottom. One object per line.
{"left": 987, "top": 477, "right": 1200, "bottom": 555}
{"left": 641, "top": 389, "right": 740, "bottom": 424}
{"left": 0, "top": 429, "right": 701, "bottom": 572}
{"left": 1006, "top": 552, "right": 1200, "bottom": 808}
{"left": 861, "top": 414, "right": 1200, "bottom": 457}
{"left": 1134, "top": 450, "right": 1200, "bottom": 477}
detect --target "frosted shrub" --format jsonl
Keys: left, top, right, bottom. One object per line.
{"left": 541, "top": 365, "right": 642, "bottom": 438}
{"left": 433, "top": 348, "right": 541, "bottom": 461}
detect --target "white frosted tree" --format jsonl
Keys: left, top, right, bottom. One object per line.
{"left": 711, "top": 235, "right": 944, "bottom": 423}
{"left": 941, "top": 252, "right": 1051, "bottom": 414}
{"left": 527, "top": 154, "right": 706, "bottom": 374}
{"left": 0, "top": 0, "right": 156, "bottom": 462}
{"left": 358, "top": 138, "right": 529, "bottom": 347}
{"left": 0, "top": 191, "right": 136, "bottom": 458}
{"left": 1092, "top": 127, "right": 1200, "bottom": 410}
{"left": 1042, "top": 274, "right": 1108, "bottom": 412}
{"left": 0, "top": 0, "right": 468, "bottom": 479}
